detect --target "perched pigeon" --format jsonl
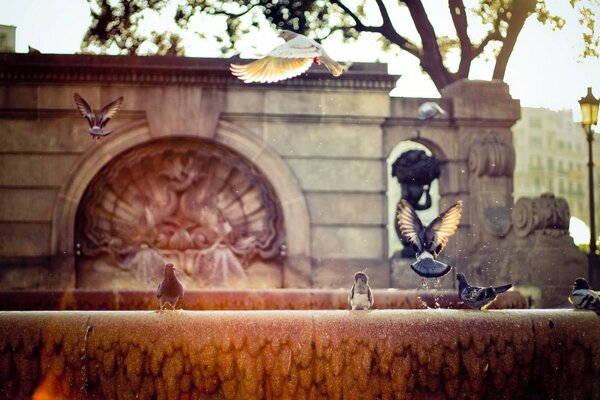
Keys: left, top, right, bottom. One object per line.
{"left": 456, "top": 273, "right": 512, "bottom": 310}
{"left": 396, "top": 199, "right": 463, "bottom": 278}
{"left": 230, "top": 30, "right": 344, "bottom": 83}
{"left": 73, "top": 93, "right": 124, "bottom": 139}
{"left": 28, "top": 45, "right": 41, "bottom": 54}
{"left": 156, "top": 263, "right": 184, "bottom": 311}
{"left": 417, "top": 102, "right": 446, "bottom": 121}
{"left": 348, "top": 271, "right": 374, "bottom": 310}
{"left": 569, "top": 277, "right": 600, "bottom": 315}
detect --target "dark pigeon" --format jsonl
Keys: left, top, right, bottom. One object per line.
{"left": 456, "top": 273, "right": 512, "bottom": 310}
{"left": 569, "top": 277, "right": 600, "bottom": 316}
{"left": 156, "top": 263, "right": 184, "bottom": 312}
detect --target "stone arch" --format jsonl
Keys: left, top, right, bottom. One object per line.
{"left": 386, "top": 139, "right": 448, "bottom": 257}
{"left": 51, "top": 119, "right": 311, "bottom": 286}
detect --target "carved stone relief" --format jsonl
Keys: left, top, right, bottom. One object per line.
{"left": 469, "top": 135, "right": 516, "bottom": 237}
{"left": 75, "top": 138, "right": 285, "bottom": 289}
{"left": 512, "top": 192, "right": 570, "bottom": 238}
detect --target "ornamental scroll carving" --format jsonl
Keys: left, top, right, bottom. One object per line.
{"left": 468, "top": 135, "right": 515, "bottom": 178}
{"left": 75, "top": 138, "right": 285, "bottom": 288}
{"left": 511, "top": 193, "right": 570, "bottom": 238}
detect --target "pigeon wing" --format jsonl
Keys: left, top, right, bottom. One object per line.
{"left": 425, "top": 200, "right": 463, "bottom": 255}
{"left": 231, "top": 56, "right": 313, "bottom": 83}
{"left": 97, "top": 96, "right": 124, "bottom": 128}
{"left": 73, "top": 93, "right": 96, "bottom": 127}
{"left": 396, "top": 200, "right": 425, "bottom": 252}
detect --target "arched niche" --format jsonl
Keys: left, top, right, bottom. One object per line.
{"left": 386, "top": 139, "right": 447, "bottom": 257}
{"left": 51, "top": 120, "right": 311, "bottom": 288}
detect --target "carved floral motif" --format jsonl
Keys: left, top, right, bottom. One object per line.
{"left": 75, "top": 138, "right": 284, "bottom": 287}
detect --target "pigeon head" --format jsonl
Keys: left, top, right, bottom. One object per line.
{"left": 354, "top": 272, "right": 369, "bottom": 284}
{"left": 164, "top": 263, "right": 176, "bottom": 275}
{"left": 573, "top": 277, "right": 590, "bottom": 290}
{"left": 456, "top": 273, "right": 468, "bottom": 289}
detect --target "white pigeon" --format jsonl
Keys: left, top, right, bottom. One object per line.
{"left": 230, "top": 30, "right": 344, "bottom": 83}
{"left": 417, "top": 102, "right": 446, "bottom": 121}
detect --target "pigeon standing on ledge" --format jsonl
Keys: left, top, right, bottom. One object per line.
{"left": 73, "top": 93, "right": 124, "bottom": 139}
{"left": 456, "top": 273, "right": 512, "bottom": 310}
{"left": 348, "top": 271, "right": 374, "bottom": 310}
{"left": 417, "top": 102, "right": 446, "bottom": 121}
{"left": 230, "top": 30, "right": 344, "bottom": 83}
{"left": 156, "top": 263, "right": 184, "bottom": 312}
{"left": 396, "top": 200, "right": 463, "bottom": 278}
{"left": 569, "top": 277, "right": 600, "bottom": 315}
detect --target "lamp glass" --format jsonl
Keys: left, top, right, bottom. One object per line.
{"left": 579, "top": 87, "right": 600, "bottom": 127}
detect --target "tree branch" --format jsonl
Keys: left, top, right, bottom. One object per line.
{"left": 329, "top": 0, "right": 421, "bottom": 58}
{"left": 448, "top": 0, "right": 472, "bottom": 78}
{"left": 492, "top": 0, "right": 536, "bottom": 79}
{"left": 403, "top": 0, "right": 453, "bottom": 90}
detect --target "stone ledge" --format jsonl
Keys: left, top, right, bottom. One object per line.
{"left": 0, "top": 289, "right": 528, "bottom": 311}
{"left": 0, "top": 310, "right": 598, "bottom": 399}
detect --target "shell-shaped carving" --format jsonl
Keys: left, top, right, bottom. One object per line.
{"left": 512, "top": 198, "right": 535, "bottom": 238}
{"left": 511, "top": 193, "right": 570, "bottom": 238}
{"left": 468, "top": 135, "right": 515, "bottom": 177}
{"left": 75, "top": 138, "right": 284, "bottom": 286}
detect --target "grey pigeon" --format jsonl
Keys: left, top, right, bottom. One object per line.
{"left": 456, "top": 273, "right": 512, "bottom": 310}
{"left": 156, "top": 263, "right": 184, "bottom": 311}
{"left": 230, "top": 30, "right": 344, "bottom": 83}
{"left": 73, "top": 93, "right": 124, "bottom": 139}
{"left": 569, "top": 277, "right": 600, "bottom": 315}
{"left": 417, "top": 101, "right": 446, "bottom": 120}
{"left": 396, "top": 199, "right": 462, "bottom": 278}
{"left": 348, "top": 271, "right": 373, "bottom": 310}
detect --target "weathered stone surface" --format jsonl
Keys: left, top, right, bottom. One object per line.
{"left": 311, "top": 226, "right": 384, "bottom": 259}
{"left": 0, "top": 310, "right": 596, "bottom": 399}
{"left": 306, "top": 192, "right": 384, "bottom": 225}
{"left": 0, "top": 188, "right": 57, "bottom": 222}
{"left": 285, "top": 159, "right": 384, "bottom": 192}
{"left": 0, "top": 223, "right": 51, "bottom": 257}
{"left": 0, "top": 289, "right": 527, "bottom": 311}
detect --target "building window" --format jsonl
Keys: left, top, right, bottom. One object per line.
{"left": 529, "top": 117, "right": 542, "bottom": 128}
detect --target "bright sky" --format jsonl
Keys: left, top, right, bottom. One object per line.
{"left": 1, "top": 0, "right": 599, "bottom": 119}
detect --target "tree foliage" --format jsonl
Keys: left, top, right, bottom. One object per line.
{"left": 82, "top": 0, "right": 599, "bottom": 92}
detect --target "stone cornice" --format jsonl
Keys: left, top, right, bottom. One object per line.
{"left": 0, "top": 53, "right": 399, "bottom": 91}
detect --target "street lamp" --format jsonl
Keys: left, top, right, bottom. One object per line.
{"left": 579, "top": 87, "right": 599, "bottom": 284}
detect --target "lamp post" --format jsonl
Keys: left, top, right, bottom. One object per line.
{"left": 579, "top": 87, "right": 599, "bottom": 284}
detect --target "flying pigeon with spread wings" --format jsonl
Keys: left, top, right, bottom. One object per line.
{"left": 457, "top": 273, "right": 512, "bottom": 310}
{"left": 396, "top": 199, "right": 463, "bottom": 278}
{"left": 230, "top": 30, "right": 344, "bottom": 83}
{"left": 73, "top": 93, "right": 124, "bottom": 139}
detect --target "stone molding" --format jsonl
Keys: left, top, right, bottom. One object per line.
{"left": 0, "top": 53, "right": 398, "bottom": 91}
{"left": 512, "top": 192, "right": 571, "bottom": 238}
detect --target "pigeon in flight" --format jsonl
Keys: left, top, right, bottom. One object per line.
{"left": 456, "top": 273, "right": 512, "bottom": 310}
{"left": 73, "top": 93, "right": 124, "bottom": 139}
{"left": 230, "top": 30, "right": 344, "bottom": 83}
{"left": 417, "top": 102, "right": 446, "bottom": 121}
{"left": 569, "top": 277, "right": 600, "bottom": 315}
{"left": 156, "top": 263, "right": 184, "bottom": 312}
{"left": 396, "top": 199, "right": 463, "bottom": 278}
{"left": 348, "top": 271, "right": 374, "bottom": 310}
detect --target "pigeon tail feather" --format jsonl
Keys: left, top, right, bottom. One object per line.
{"left": 320, "top": 54, "right": 344, "bottom": 77}
{"left": 493, "top": 284, "right": 512, "bottom": 294}
{"left": 410, "top": 258, "right": 452, "bottom": 278}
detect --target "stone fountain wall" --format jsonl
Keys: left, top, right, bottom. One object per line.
{"left": 0, "top": 54, "right": 587, "bottom": 305}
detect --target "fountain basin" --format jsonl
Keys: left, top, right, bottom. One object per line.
{"left": 0, "top": 289, "right": 528, "bottom": 311}
{"left": 0, "top": 310, "right": 598, "bottom": 399}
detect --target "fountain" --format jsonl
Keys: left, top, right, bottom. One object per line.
{"left": 0, "top": 53, "right": 597, "bottom": 399}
